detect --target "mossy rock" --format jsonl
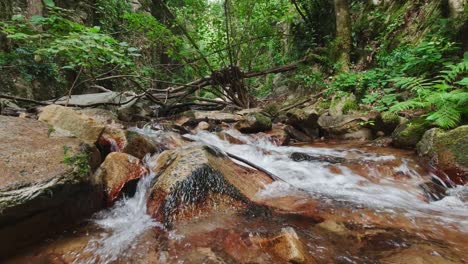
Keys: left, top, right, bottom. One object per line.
{"left": 392, "top": 118, "right": 432, "bottom": 149}
{"left": 330, "top": 93, "right": 357, "bottom": 116}
{"left": 417, "top": 126, "right": 468, "bottom": 184}
{"left": 235, "top": 113, "right": 272, "bottom": 134}
{"left": 380, "top": 111, "right": 401, "bottom": 134}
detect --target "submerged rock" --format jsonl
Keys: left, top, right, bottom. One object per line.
{"left": 251, "top": 227, "right": 310, "bottom": 263}
{"left": 290, "top": 152, "right": 346, "bottom": 164}
{"left": 392, "top": 117, "right": 431, "bottom": 149}
{"left": 94, "top": 152, "right": 148, "bottom": 204}
{"left": 417, "top": 126, "right": 468, "bottom": 184}
{"left": 235, "top": 113, "right": 272, "bottom": 133}
{"left": 146, "top": 146, "right": 274, "bottom": 225}
{"left": 0, "top": 116, "right": 103, "bottom": 257}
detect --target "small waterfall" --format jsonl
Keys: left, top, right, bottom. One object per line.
{"left": 75, "top": 155, "right": 164, "bottom": 264}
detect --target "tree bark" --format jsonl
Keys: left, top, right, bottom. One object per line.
{"left": 334, "top": 0, "right": 352, "bottom": 72}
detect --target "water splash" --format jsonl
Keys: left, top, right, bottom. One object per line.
{"left": 75, "top": 155, "right": 164, "bottom": 264}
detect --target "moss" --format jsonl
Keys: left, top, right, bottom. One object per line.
{"left": 342, "top": 100, "right": 359, "bottom": 114}
{"left": 382, "top": 111, "right": 400, "bottom": 124}
{"left": 253, "top": 113, "right": 272, "bottom": 129}
{"left": 63, "top": 145, "right": 91, "bottom": 177}
{"left": 319, "top": 100, "right": 331, "bottom": 110}
{"left": 392, "top": 117, "right": 431, "bottom": 149}
{"left": 436, "top": 126, "right": 468, "bottom": 167}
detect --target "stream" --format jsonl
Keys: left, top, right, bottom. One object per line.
{"left": 6, "top": 127, "right": 468, "bottom": 263}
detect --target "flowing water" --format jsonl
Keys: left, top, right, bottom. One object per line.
{"left": 5, "top": 127, "right": 468, "bottom": 263}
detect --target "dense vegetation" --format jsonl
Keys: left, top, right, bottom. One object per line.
{"left": 0, "top": 0, "right": 467, "bottom": 128}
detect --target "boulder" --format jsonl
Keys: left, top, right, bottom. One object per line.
{"left": 94, "top": 152, "right": 148, "bottom": 204}
{"left": 284, "top": 125, "right": 314, "bottom": 142}
{"left": 38, "top": 105, "right": 106, "bottom": 145}
{"left": 176, "top": 110, "right": 241, "bottom": 127}
{"left": 146, "top": 145, "right": 275, "bottom": 226}
{"left": 417, "top": 126, "right": 468, "bottom": 184}
{"left": 0, "top": 116, "right": 103, "bottom": 257}
{"left": 195, "top": 121, "right": 211, "bottom": 131}
{"left": 264, "top": 124, "right": 290, "bottom": 146}
{"left": 235, "top": 113, "right": 272, "bottom": 134}
{"left": 329, "top": 93, "right": 358, "bottom": 116}
{"left": 122, "top": 131, "right": 160, "bottom": 159}
{"left": 250, "top": 227, "right": 310, "bottom": 264}
{"left": 318, "top": 114, "right": 375, "bottom": 141}
{"left": 380, "top": 111, "right": 401, "bottom": 135}
{"left": 117, "top": 98, "right": 155, "bottom": 122}
{"left": 285, "top": 105, "right": 320, "bottom": 138}
{"left": 392, "top": 118, "right": 431, "bottom": 149}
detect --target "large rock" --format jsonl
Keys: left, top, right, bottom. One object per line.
{"left": 94, "top": 152, "right": 148, "bottom": 203}
{"left": 122, "top": 130, "right": 160, "bottom": 159}
{"left": 147, "top": 146, "right": 275, "bottom": 225}
{"left": 235, "top": 113, "right": 272, "bottom": 134}
{"left": 176, "top": 110, "right": 242, "bottom": 127}
{"left": 38, "top": 105, "right": 106, "bottom": 145}
{"left": 318, "top": 114, "right": 373, "bottom": 140}
{"left": 0, "top": 116, "right": 103, "bottom": 257}
{"left": 285, "top": 105, "right": 320, "bottom": 138}
{"left": 392, "top": 118, "right": 431, "bottom": 149}
{"left": 417, "top": 126, "right": 468, "bottom": 184}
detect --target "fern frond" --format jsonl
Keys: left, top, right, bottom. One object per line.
{"left": 391, "top": 77, "right": 434, "bottom": 92}
{"left": 426, "top": 104, "right": 461, "bottom": 129}
{"left": 390, "top": 100, "right": 427, "bottom": 113}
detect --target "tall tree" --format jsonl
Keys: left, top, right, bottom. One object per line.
{"left": 334, "top": 0, "right": 351, "bottom": 71}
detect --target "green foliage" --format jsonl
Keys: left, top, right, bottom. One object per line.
{"left": 390, "top": 56, "right": 468, "bottom": 129}
{"left": 63, "top": 145, "right": 91, "bottom": 177}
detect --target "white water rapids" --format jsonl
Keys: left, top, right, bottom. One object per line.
{"left": 73, "top": 127, "right": 467, "bottom": 263}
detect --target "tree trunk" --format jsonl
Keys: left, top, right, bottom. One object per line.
{"left": 334, "top": 0, "right": 352, "bottom": 72}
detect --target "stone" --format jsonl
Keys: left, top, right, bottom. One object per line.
{"left": 196, "top": 121, "right": 211, "bottom": 131}
{"left": 318, "top": 114, "right": 363, "bottom": 135}
{"left": 176, "top": 110, "right": 242, "bottom": 127}
{"left": 285, "top": 105, "right": 320, "bottom": 138}
{"left": 264, "top": 124, "right": 290, "bottom": 146}
{"left": 417, "top": 126, "right": 468, "bottom": 184}
{"left": 38, "top": 105, "right": 105, "bottom": 145}
{"left": 251, "top": 227, "right": 309, "bottom": 263}
{"left": 380, "top": 111, "right": 401, "bottom": 135}
{"left": 290, "top": 152, "right": 346, "bottom": 164}
{"left": 284, "top": 125, "right": 314, "bottom": 142}
{"left": 392, "top": 118, "right": 431, "bottom": 149}
{"left": 147, "top": 146, "right": 275, "bottom": 225}
{"left": 0, "top": 116, "right": 103, "bottom": 257}
{"left": 329, "top": 93, "right": 358, "bottom": 116}
{"left": 419, "top": 181, "right": 447, "bottom": 202}
{"left": 122, "top": 131, "right": 160, "bottom": 159}
{"left": 342, "top": 128, "right": 373, "bottom": 140}
{"left": 94, "top": 152, "right": 148, "bottom": 204}
{"left": 235, "top": 113, "right": 272, "bottom": 134}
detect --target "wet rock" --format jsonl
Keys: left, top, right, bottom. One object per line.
{"left": 251, "top": 227, "right": 309, "bottom": 264}
{"left": 290, "top": 152, "right": 346, "bottom": 164}
{"left": 122, "top": 131, "right": 160, "bottom": 159}
{"left": 392, "top": 117, "right": 431, "bottom": 149}
{"left": 380, "top": 244, "right": 460, "bottom": 264}
{"left": 419, "top": 181, "right": 447, "bottom": 202}
{"left": 285, "top": 105, "right": 320, "bottom": 139}
{"left": 94, "top": 152, "right": 148, "bottom": 204}
{"left": 235, "top": 113, "right": 272, "bottom": 134}
{"left": 216, "top": 131, "right": 246, "bottom": 144}
{"left": 147, "top": 146, "right": 275, "bottom": 225}
{"left": 0, "top": 116, "right": 103, "bottom": 257}
{"left": 38, "top": 105, "right": 106, "bottom": 145}
{"left": 176, "top": 110, "right": 241, "bottom": 127}
{"left": 417, "top": 126, "right": 468, "bottom": 184}
{"left": 284, "top": 125, "right": 314, "bottom": 142}
{"left": 196, "top": 121, "right": 211, "bottom": 131}
{"left": 265, "top": 124, "right": 290, "bottom": 146}
{"left": 318, "top": 114, "right": 363, "bottom": 135}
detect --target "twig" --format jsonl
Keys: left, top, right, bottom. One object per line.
{"left": 66, "top": 66, "right": 83, "bottom": 106}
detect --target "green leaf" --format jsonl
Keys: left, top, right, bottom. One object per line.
{"left": 43, "top": 0, "right": 55, "bottom": 7}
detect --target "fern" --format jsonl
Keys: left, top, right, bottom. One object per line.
{"left": 390, "top": 56, "right": 468, "bottom": 129}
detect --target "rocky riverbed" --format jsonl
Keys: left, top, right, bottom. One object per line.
{"left": 1, "top": 104, "right": 467, "bottom": 263}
